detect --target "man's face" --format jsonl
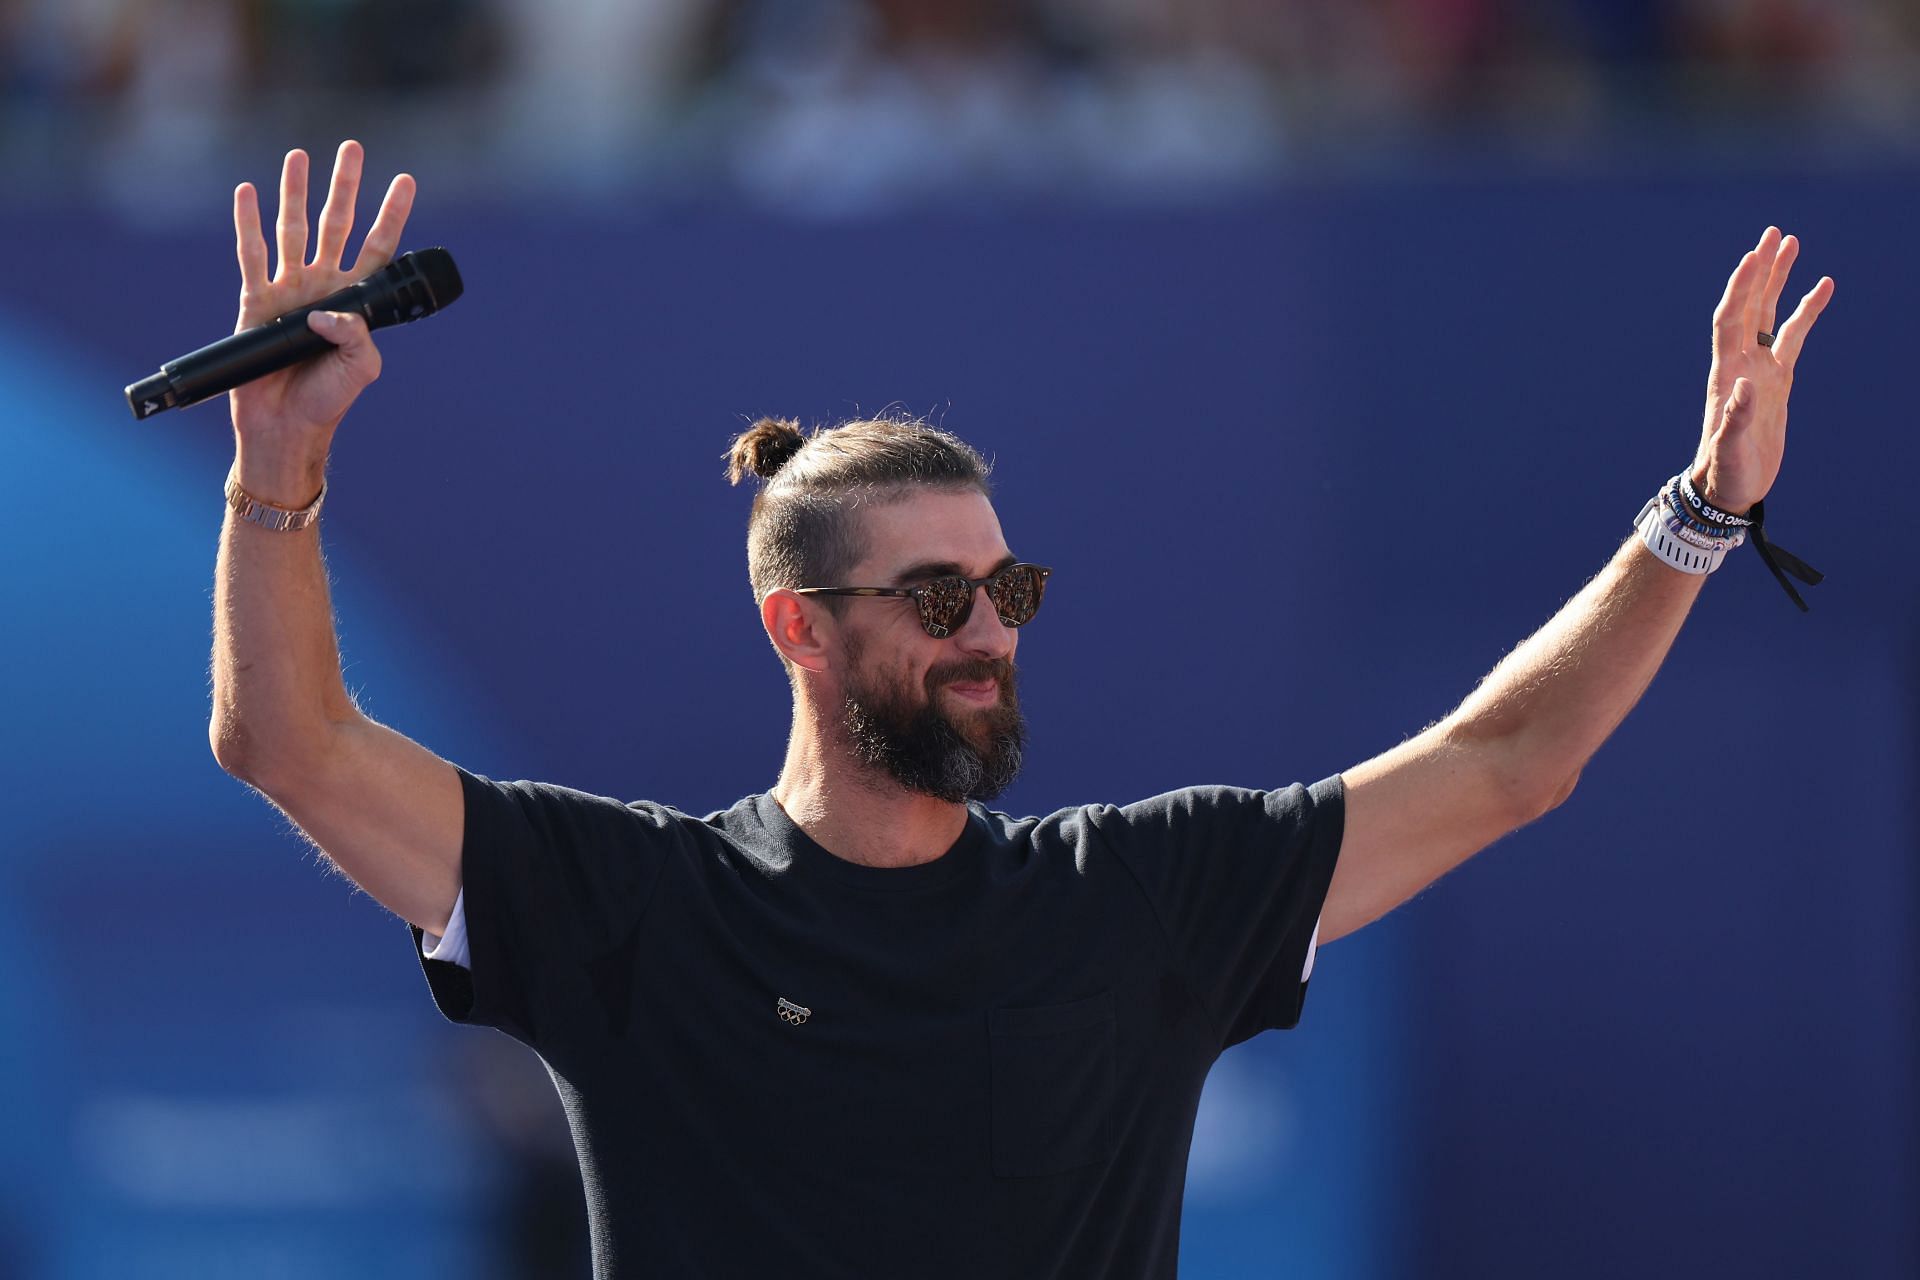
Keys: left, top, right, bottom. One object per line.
{"left": 830, "top": 489, "right": 1028, "bottom": 804}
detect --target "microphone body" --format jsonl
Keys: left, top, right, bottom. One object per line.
{"left": 126, "top": 247, "right": 463, "bottom": 420}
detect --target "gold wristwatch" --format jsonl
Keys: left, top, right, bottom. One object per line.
{"left": 225, "top": 467, "right": 327, "bottom": 532}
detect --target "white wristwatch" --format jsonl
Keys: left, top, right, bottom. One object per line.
{"left": 225, "top": 467, "right": 327, "bottom": 532}
{"left": 1634, "top": 493, "right": 1738, "bottom": 574}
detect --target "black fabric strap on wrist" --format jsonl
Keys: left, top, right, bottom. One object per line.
{"left": 1744, "top": 499, "right": 1823, "bottom": 612}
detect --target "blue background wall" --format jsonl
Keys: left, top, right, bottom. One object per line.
{"left": 3, "top": 164, "right": 1912, "bottom": 1277}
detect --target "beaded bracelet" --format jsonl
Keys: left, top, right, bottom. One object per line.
{"left": 1661, "top": 481, "right": 1745, "bottom": 549}
{"left": 1661, "top": 480, "right": 1743, "bottom": 545}
{"left": 1659, "top": 499, "right": 1742, "bottom": 553}
{"left": 1661, "top": 516, "right": 1741, "bottom": 555}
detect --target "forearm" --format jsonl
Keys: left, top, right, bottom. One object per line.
{"left": 1320, "top": 232, "right": 1830, "bottom": 946}
{"left": 209, "top": 446, "right": 358, "bottom": 781}
{"left": 1448, "top": 535, "right": 1706, "bottom": 810}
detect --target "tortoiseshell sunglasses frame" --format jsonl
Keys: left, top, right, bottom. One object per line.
{"left": 795, "top": 563, "right": 1052, "bottom": 639}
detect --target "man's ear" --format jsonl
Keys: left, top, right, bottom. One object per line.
{"left": 763, "top": 589, "right": 832, "bottom": 673}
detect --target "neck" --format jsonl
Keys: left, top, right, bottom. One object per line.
{"left": 770, "top": 703, "right": 972, "bottom": 869}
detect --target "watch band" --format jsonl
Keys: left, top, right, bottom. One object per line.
{"left": 1634, "top": 493, "right": 1734, "bottom": 574}
{"left": 225, "top": 467, "right": 326, "bottom": 532}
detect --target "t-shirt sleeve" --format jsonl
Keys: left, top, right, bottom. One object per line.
{"left": 407, "top": 765, "right": 677, "bottom": 1048}
{"left": 419, "top": 887, "right": 470, "bottom": 969}
{"left": 1087, "top": 774, "right": 1344, "bottom": 1048}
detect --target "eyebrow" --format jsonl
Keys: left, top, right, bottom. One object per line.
{"left": 889, "top": 553, "right": 1020, "bottom": 586}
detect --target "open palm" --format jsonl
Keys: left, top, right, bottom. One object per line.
{"left": 229, "top": 141, "right": 416, "bottom": 449}
{"left": 1690, "top": 226, "right": 1835, "bottom": 515}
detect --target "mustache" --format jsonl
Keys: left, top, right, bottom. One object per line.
{"left": 926, "top": 657, "right": 1016, "bottom": 688}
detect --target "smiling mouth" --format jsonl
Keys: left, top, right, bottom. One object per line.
{"left": 946, "top": 681, "right": 997, "bottom": 698}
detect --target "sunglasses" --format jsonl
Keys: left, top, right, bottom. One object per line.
{"left": 795, "top": 562, "right": 1052, "bottom": 639}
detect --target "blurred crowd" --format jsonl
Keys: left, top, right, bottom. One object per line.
{"left": 4, "top": 0, "right": 1915, "bottom": 213}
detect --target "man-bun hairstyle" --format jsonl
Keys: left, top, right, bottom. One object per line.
{"left": 724, "top": 416, "right": 809, "bottom": 484}
{"left": 723, "top": 411, "right": 994, "bottom": 615}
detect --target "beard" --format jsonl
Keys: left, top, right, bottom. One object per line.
{"left": 840, "top": 643, "right": 1027, "bottom": 804}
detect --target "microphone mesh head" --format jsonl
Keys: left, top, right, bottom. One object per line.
{"left": 410, "top": 247, "right": 464, "bottom": 310}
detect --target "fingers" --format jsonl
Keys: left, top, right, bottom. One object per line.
{"left": 247, "top": 143, "right": 411, "bottom": 298}
{"left": 348, "top": 172, "right": 417, "bottom": 278}
{"left": 1771, "top": 276, "right": 1835, "bottom": 370}
{"left": 1758, "top": 233, "right": 1799, "bottom": 336}
{"left": 1740, "top": 226, "right": 1782, "bottom": 341}
{"left": 234, "top": 182, "right": 268, "bottom": 293}
{"left": 274, "top": 148, "right": 309, "bottom": 280}
{"left": 1711, "top": 245, "right": 1766, "bottom": 355}
{"left": 308, "top": 310, "right": 383, "bottom": 387}
{"left": 311, "top": 140, "right": 364, "bottom": 273}
{"left": 308, "top": 309, "right": 362, "bottom": 348}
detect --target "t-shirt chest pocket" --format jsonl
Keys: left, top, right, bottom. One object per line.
{"left": 987, "top": 990, "right": 1116, "bottom": 1178}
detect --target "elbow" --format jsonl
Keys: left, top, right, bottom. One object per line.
{"left": 1477, "top": 720, "right": 1581, "bottom": 825}
{"left": 210, "top": 710, "right": 242, "bottom": 772}
{"left": 1533, "top": 767, "right": 1582, "bottom": 820}
{"left": 1464, "top": 721, "right": 1580, "bottom": 827}
{"left": 210, "top": 713, "right": 279, "bottom": 786}
{"left": 1492, "top": 746, "right": 1581, "bottom": 827}
{"left": 210, "top": 719, "right": 257, "bottom": 782}
{"left": 211, "top": 714, "right": 350, "bottom": 792}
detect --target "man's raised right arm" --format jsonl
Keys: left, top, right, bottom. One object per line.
{"left": 208, "top": 141, "right": 464, "bottom": 939}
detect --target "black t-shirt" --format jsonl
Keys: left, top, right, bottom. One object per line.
{"left": 410, "top": 766, "right": 1345, "bottom": 1279}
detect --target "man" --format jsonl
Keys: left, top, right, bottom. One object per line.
{"left": 210, "top": 141, "right": 1833, "bottom": 1278}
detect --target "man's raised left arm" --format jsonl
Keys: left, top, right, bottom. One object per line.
{"left": 1317, "top": 226, "right": 1835, "bottom": 945}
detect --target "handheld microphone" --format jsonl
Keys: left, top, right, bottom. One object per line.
{"left": 125, "top": 247, "right": 464, "bottom": 420}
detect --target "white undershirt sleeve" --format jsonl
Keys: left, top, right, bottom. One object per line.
{"left": 419, "top": 887, "right": 471, "bottom": 969}
{"left": 1301, "top": 915, "right": 1321, "bottom": 983}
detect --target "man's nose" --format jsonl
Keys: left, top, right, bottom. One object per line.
{"left": 956, "top": 585, "right": 1015, "bottom": 657}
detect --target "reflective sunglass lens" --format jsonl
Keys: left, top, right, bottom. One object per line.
{"left": 916, "top": 576, "right": 973, "bottom": 636}
{"left": 989, "top": 565, "right": 1043, "bottom": 625}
